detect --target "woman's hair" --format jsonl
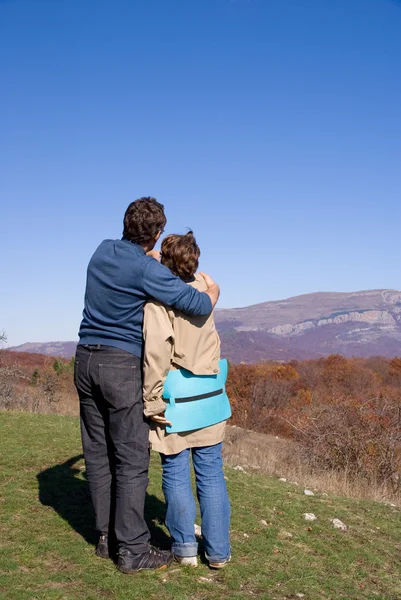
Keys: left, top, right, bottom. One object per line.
{"left": 123, "top": 197, "right": 167, "bottom": 244}
{"left": 161, "top": 231, "right": 200, "bottom": 281}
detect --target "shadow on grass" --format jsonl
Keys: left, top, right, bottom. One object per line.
{"left": 37, "top": 455, "right": 171, "bottom": 550}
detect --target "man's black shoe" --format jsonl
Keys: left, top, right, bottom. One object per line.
{"left": 118, "top": 547, "right": 173, "bottom": 573}
{"left": 95, "top": 534, "right": 110, "bottom": 559}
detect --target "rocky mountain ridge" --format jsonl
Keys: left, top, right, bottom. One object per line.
{"left": 215, "top": 289, "right": 401, "bottom": 330}
{"left": 9, "top": 289, "right": 401, "bottom": 362}
{"left": 214, "top": 289, "right": 401, "bottom": 362}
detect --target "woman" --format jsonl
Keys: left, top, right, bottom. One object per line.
{"left": 143, "top": 231, "right": 231, "bottom": 569}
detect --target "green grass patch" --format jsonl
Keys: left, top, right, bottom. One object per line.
{"left": 1, "top": 411, "right": 401, "bottom": 600}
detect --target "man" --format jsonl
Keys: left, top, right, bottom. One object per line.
{"left": 74, "top": 197, "right": 219, "bottom": 573}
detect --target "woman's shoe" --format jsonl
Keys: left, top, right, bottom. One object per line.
{"left": 174, "top": 555, "right": 198, "bottom": 567}
{"left": 208, "top": 555, "right": 231, "bottom": 569}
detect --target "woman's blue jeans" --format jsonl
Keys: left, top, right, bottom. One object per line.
{"left": 160, "top": 443, "right": 230, "bottom": 562}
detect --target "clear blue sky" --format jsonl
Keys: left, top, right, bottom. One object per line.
{"left": 1, "top": 0, "right": 400, "bottom": 346}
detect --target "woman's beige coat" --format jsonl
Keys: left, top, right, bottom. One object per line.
{"left": 143, "top": 273, "right": 226, "bottom": 455}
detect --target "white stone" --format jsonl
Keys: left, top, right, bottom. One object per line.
{"left": 296, "top": 594, "right": 305, "bottom": 598}
{"left": 233, "top": 465, "right": 245, "bottom": 471}
{"left": 331, "top": 518, "right": 347, "bottom": 531}
{"left": 194, "top": 524, "right": 202, "bottom": 537}
{"left": 303, "top": 513, "right": 317, "bottom": 521}
{"left": 243, "top": 533, "right": 249, "bottom": 538}
{"left": 279, "top": 477, "right": 287, "bottom": 482}
{"left": 304, "top": 489, "right": 314, "bottom": 496}
{"left": 260, "top": 519, "right": 268, "bottom": 526}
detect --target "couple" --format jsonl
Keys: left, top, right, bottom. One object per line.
{"left": 74, "top": 197, "right": 231, "bottom": 573}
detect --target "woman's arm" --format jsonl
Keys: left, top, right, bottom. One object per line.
{"left": 143, "top": 300, "right": 174, "bottom": 417}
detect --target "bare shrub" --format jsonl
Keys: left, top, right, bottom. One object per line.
{"left": 287, "top": 394, "right": 401, "bottom": 493}
{"left": 0, "top": 350, "right": 78, "bottom": 415}
{"left": 0, "top": 360, "right": 29, "bottom": 410}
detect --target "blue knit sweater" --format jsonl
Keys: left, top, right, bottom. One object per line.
{"left": 78, "top": 239, "right": 212, "bottom": 357}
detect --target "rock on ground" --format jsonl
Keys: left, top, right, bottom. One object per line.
{"left": 303, "top": 513, "right": 317, "bottom": 521}
{"left": 331, "top": 518, "right": 347, "bottom": 531}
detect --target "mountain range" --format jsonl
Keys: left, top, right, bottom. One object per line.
{"left": 9, "top": 289, "right": 401, "bottom": 362}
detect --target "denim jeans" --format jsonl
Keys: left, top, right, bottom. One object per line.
{"left": 74, "top": 344, "right": 150, "bottom": 554}
{"left": 161, "top": 443, "right": 231, "bottom": 562}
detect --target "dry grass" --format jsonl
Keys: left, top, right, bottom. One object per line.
{"left": 223, "top": 425, "right": 401, "bottom": 507}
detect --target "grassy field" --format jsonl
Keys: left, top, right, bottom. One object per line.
{"left": 1, "top": 412, "right": 401, "bottom": 600}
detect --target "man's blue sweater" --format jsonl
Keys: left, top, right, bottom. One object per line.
{"left": 78, "top": 239, "right": 212, "bottom": 358}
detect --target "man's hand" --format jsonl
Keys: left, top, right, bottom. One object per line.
{"left": 199, "top": 272, "right": 220, "bottom": 308}
{"left": 150, "top": 412, "right": 172, "bottom": 427}
{"left": 146, "top": 250, "right": 161, "bottom": 262}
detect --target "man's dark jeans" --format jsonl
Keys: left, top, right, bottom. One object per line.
{"left": 74, "top": 344, "right": 150, "bottom": 554}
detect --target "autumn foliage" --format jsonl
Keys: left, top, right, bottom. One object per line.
{"left": 2, "top": 350, "right": 401, "bottom": 490}
{"left": 227, "top": 355, "right": 401, "bottom": 490}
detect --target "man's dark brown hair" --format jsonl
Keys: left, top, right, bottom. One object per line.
{"left": 123, "top": 197, "right": 167, "bottom": 244}
{"left": 161, "top": 231, "right": 200, "bottom": 282}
